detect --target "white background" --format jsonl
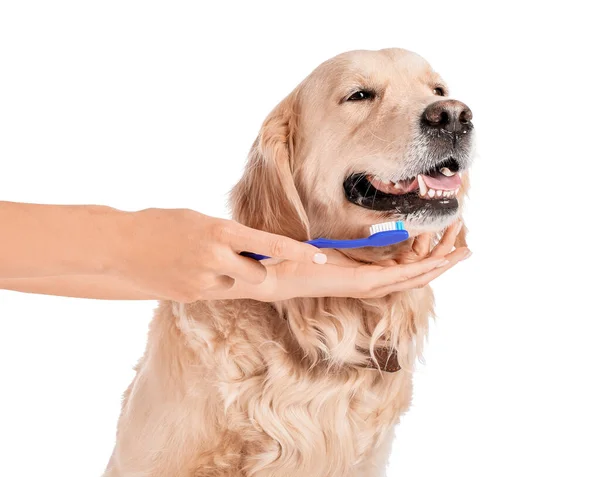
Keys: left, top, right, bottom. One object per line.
{"left": 0, "top": 1, "right": 598, "bottom": 476}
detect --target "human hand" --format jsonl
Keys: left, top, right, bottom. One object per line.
{"left": 202, "top": 221, "right": 471, "bottom": 302}
{"left": 112, "top": 209, "right": 325, "bottom": 302}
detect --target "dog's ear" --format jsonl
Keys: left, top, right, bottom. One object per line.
{"left": 230, "top": 91, "right": 310, "bottom": 241}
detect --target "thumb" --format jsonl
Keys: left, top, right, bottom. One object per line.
{"left": 230, "top": 225, "right": 328, "bottom": 264}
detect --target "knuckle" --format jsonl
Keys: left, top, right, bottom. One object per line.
{"left": 210, "top": 220, "right": 232, "bottom": 242}
{"left": 269, "top": 238, "right": 287, "bottom": 257}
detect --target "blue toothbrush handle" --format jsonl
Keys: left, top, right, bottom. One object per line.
{"left": 240, "top": 230, "right": 409, "bottom": 262}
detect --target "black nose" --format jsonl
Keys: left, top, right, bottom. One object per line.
{"left": 422, "top": 99, "right": 473, "bottom": 134}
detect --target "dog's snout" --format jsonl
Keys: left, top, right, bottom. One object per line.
{"left": 422, "top": 100, "right": 473, "bottom": 134}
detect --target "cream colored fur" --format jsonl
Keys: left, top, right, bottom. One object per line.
{"left": 104, "top": 48, "right": 470, "bottom": 477}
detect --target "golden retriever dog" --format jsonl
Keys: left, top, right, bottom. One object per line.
{"left": 104, "top": 48, "right": 474, "bottom": 477}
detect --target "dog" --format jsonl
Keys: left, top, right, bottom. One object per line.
{"left": 104, "top": 48, "right": 474, "bottom": 477}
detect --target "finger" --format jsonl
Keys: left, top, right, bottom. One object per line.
{"left": 370, "top": 263, "right": 456, "bottom": 297}
{"left": 227, "top": 224, "right": 326, "bottom": 264}
{"left": 358, "top": 255, "right": 450, "bottom": 290}
{"left": 205, "top": 275, "right": 236, "bottom": 291}
{"left": 264, "top": 248, "right": 355, "bottom": 267}
{"left": 369, "top": 247, "right": 470, "bottom": 297}
{"left": 306, "top": 248, "right": 357, "bottom": 267}
{"left": 219, "top": 252, "right": 269, "bottom": 285}
{"left": 369, "top": 246, "right": 469, "bottom": 291}
{"left": 430, "top": 221, "right": 463, "bottom": 258}
{"left": 412, "top": 233, "right": 432, "bottom": 257}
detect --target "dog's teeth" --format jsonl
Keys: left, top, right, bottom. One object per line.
{"left": 436, "top": 190, "right": 442, "bottom": 197}
{"left": 428, "top": 189, "right": 435, "bottom": 198}
{"left": 440, "top": 167, "right": 456, "bottom": 177}
{"left": 455, "top": 188, "right": 460, "bottom": 195}
{"left": 393, "top": 182, "right": 402, "bottom": 189}
{"left": 417, "top": 175, "right": 427, "bottom": 197}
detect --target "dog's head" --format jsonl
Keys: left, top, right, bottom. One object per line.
{"left": 232, "top": 48, "right": 474, "bottom": 261}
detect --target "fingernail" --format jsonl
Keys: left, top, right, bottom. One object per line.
{"left": 436, "top": 260, "right": 450, "bottom": 268}
{"left": 461, "top": 250, "right": 472, "bottom": 261}
{"left": 313, "top": 253, "right": 328, "bottom": 265}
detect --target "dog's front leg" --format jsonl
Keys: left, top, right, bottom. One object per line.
{"left": 103, "top": 307, "right": 219, "bottom": 477}
{"left": 352, "top": 426, "right": 397, "bottom": 477}
{"left": 102, "top": 363, "right": 209, "bottom": 477}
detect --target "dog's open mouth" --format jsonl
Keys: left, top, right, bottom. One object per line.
{"left": 343, "top": 158, "right": 462, "bottom": 214}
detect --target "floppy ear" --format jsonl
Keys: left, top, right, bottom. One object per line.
{"left": 230, "top": 91, "right": 310, "bottom": 241}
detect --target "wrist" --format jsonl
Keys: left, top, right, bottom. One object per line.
{"left": 105, "top": 207, "right": 172, "bottom": 281}
{"left": 61, "top": 205, "right": 136, "bottom": 278}
{"left": 98, "top": 207, "right": 142, "bottom": 279}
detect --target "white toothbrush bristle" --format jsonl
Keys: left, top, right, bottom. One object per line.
{"left": 369, "top": 220, "right": 404, "bottom": 235}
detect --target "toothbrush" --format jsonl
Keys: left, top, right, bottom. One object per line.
{"left": 241, "top": 220, "right": 409, "bottom": 261}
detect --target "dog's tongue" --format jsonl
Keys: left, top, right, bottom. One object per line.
{"left": 422, "top": 172, "right": 461, "bottom": 191}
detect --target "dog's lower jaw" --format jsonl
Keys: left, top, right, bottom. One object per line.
{"left": 106, "top": 290, "right": 433, "bottom": 477}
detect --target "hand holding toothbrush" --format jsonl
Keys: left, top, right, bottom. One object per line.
{"left": 204, "top": 221, "right": 470, "bottom": 301}
{"left": 0, "top": 203, "right": 469, "bottom": 302}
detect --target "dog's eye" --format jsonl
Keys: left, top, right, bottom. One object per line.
{"left": 347, "top": 90, "right": 375, "bottom": 101}
{"left": 433, "top": 87, "right": 446, "bottom": 96}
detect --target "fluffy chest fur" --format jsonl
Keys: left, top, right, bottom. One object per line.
{"left": 104, "top": 287, "right": 432, "bottom": 477}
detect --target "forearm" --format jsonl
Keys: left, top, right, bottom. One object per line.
{"left": 0, "top": 201, "right": 129, "bottom": 279}
{"left": 0, "top": 275, "right": 156, "bottom": 300}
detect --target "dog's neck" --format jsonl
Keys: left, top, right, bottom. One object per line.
{"left": 271, "top": 299, "right": 402, "bottom": 373}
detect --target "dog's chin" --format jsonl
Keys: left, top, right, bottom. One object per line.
{"left": 402, "top": 211, "right": 460, "bottom": 234}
